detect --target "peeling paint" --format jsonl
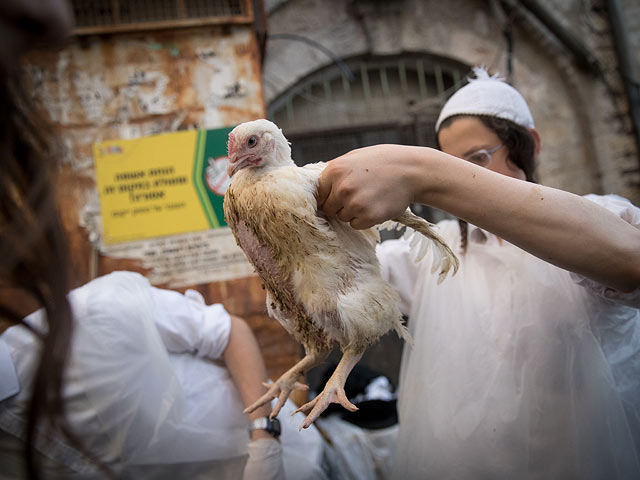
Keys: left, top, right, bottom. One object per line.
{"left": 72, "top": 70, "right": 114, "bottom": 124}
{"left": 124, "top": 70, "right": 176, "bottom": 115}
{"left": 147, "top": 42, "right": 180, "bottom": 56}
{"left": 25, "top": 26, "right": 264, "bottom": 171}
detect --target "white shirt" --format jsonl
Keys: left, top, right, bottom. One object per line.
{"left": 378, "top": 194, "right": 640, "bottom": 480}
{"left": 0, "top": 271, "right": 326, "bottom": 479}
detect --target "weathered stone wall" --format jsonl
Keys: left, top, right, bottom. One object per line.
{"left": 263, "top": 0, "right": 640, "bottom": 203}
{"left": 622, "top": 0, "right": 640, "bottom": 80}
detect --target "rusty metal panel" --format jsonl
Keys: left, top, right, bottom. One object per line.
{"left": 26, "top": 26, "right": 264, "bottom": 171}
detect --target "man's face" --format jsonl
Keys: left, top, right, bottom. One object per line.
{"left": 438, "top": 116, "right": 527, "bottom": 181}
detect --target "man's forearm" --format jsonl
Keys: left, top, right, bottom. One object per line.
{"left": 416, "top": 149, "right": 640, "bottom": 291}
{"left": 223, "top": 316, "right": 272, "bottom": 421}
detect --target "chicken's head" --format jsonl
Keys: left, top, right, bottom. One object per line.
{"left": 227, "top": 119, "right": 292, "bottom": 177}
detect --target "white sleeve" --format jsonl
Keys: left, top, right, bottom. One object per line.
{"left": 150, "top": 287, "right": 231, "bottom": 360}
{"left": 583, "top": 193, "right": 640, "bottom": 227}
{"left": 570, "top": 194, "right": 640, "bottom": 307}
{"left": 242, "top": 439, "right": 285, "bottom": 480}
{"left": 377, "top": 238, "right": 421, "bottom": 315}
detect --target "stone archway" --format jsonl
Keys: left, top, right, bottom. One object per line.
{"left": 267, "top": 52, "right": 470, "bottom": 165}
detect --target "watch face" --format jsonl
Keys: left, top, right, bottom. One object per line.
{"left": 268, "top": 417, "right": 281, "bottom": 437}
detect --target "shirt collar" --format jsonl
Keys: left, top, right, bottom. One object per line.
{"left": 0, "top": 338, "right": 20, "bottom": 401}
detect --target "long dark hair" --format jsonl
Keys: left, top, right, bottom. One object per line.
{"left": 436, "top": 114, "right": 538, "bottom": 253}
{"left": 0, "top": 74, "right": 75, "bottom": 478}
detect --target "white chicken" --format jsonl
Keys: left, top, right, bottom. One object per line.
{"left": 223, "top": 119, "right": 458, "bottom": 429}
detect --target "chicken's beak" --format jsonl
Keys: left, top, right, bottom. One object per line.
{"left": 227, "top": 152, "right": 262, "bottom": 177}
{"left": 227, "top": 156, "right": 239, "bottom": 177}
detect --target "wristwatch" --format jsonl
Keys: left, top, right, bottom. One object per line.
{"left": 249, "top": 416, "right": 281, "bottom": 438}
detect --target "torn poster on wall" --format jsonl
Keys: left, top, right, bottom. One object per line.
{"left": 94, "top": 127, "right": 255, "bottom": 286}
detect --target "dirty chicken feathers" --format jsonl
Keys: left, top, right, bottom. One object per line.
{"left": 223, "top": 119, "right": 458, "bottom": 428}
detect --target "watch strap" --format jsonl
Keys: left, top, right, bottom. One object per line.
{"left": 250, "top": 417, "right": 269, "bottom": 431}
{"left": 249, "top": 416, "right": 281, "bottom": 438}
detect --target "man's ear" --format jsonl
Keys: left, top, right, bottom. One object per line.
{"left": 528, "top": 128, "right": 541, "bottom": 155}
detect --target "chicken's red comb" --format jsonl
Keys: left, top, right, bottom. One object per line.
{"left": 227, "top": 132, "right": 236, "bottom": 155}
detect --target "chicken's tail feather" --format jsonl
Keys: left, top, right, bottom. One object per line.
{"left": 389, "top": 209, "right": 459, "bottom": 284}
{"left": 395, "top": 320, "right": 413, "bottom": 347}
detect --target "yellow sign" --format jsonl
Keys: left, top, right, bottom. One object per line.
{"left": 94, "top": 127, "right": 233, "bottom": 244}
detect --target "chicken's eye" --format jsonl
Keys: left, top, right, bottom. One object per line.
{"left": 247, "top": 135, "right": 258, "bottom": 148}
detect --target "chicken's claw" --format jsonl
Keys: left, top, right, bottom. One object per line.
{"left": 295, "top": 383, "right": 357, "bottom": 430}
{"left": 243, "top": 377, "right": 309, "bottom": 419}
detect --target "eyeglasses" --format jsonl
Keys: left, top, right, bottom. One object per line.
{"left": 462, "top": 143, "right": 503, "bottom": 166}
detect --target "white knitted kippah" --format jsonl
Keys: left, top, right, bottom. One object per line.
{"left": 435, "top": 67, "right": 535, "bottom": 132}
